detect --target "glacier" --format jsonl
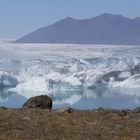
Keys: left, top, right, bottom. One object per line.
{"left": 0, "top": 43, "right": 140, "bottom": 108}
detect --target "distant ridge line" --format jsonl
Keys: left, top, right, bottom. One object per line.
{"left": 15, "top": 13, "right": 140, "bottom": 45}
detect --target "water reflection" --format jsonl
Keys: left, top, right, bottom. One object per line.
{"left": 52, "top": 87, "right": 140, "bottom": 109}
{"left": 73, "top": 88, "right": 140, "bottom": 109}
{"left": 0, "top": 87, "right": 26, "bottom": 108}
{"left": 0, "top": 88, "right": 15, "bottom": 101}
{"left": 0, "top": 87, "right": 139, "bottom": 109}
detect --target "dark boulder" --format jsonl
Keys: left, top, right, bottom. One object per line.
{"left": 23, "top": 95, "right": 52, "bottom": 109}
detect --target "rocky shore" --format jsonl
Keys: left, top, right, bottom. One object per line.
{"left": 0, "top": 95, "right": 139, "bottom": 140}
{"left": 0, "top": 107, "right": 139, "bottom": 140}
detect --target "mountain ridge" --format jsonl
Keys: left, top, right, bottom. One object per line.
{"left": 15, "top": 13, "right": 140, "bottom": 44}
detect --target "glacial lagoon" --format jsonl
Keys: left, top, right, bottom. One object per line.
{"left": 0, "top": 43, "right": 140, "bottom": 109}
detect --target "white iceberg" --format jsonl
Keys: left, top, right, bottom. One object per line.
{"left": 109, "top": 74, "right": 140, "bottom": 88}
{"left": 0, "top": 71, "right": 18, "bottom": 87}
{"left": 73, "top": 71, "right": 86, "bottom": 83}
{"left": 15, "top": 75, "right": 48, "bottom": 92}
{"left": 11, "top": 72, "right": 82, "bottom": 98}
{"left": 64, "top": 76, "right": 82, "bottom": 86}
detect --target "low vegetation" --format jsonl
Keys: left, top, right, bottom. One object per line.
{"left": 0, "top": 107, "right": 139, "bottom": 140}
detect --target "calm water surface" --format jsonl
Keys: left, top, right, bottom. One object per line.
{"left": 0, "top": 87, "right": 139, "bottom": 109}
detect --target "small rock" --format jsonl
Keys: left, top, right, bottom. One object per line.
{"left": 23, "top": 95, "right": 52, "bottom": 109}
{"left": 23, "top": 116, "right": 31, "bottom": 121}
{"left": 100, "top": 126, "right": 104, "bottom": 129}
{"left": 55, "top": 107, "right": 74, "bottom": 113}
{"left": 116, "top": 124, "right": 123, "bottom": 129}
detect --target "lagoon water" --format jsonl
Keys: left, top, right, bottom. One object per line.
{"left": 0, "top": 43, "right": 140, "bottom": 109}
{"left": 0, "top": 87, "right": 139, "bottom": 109}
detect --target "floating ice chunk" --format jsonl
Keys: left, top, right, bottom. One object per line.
{"left": 12, "top": 72, "right": 82, "bottom": 99}
{"left": 120, "top": 74, "right": 140, "bottom": 88}
{"left": 15, "top": 72, "right": 63, "bottom": 92}
{"left": 15, "top": 75, "right": 48, "bottom": 92}
{"left": 46, "top": 72, "right": 82, "bottom": 90}
{"left": 69, "top": 58, "right": 82, "bottom": 72}
{"left": 85, "top": 70, "right": 104, "bottom": 87}
{"left": 47, "top": 72, "right": 63, "bottom": 82}
{"left": 109, "top": 74, "right": 140, "bottom": 88}
{"left": 73, "top": 71, "right": 86, "bottom": 83}
{"left": 10, "top": 75, "right": 49, "bottom": 98}
{"left": 85, "top": 70, "right": 123, "bottom": 88}
{"left": 0, "top": 71, "right": 18, "bottom": 87}
{"left": 64, "top": 76, "right": 82, "bottom": 86}
{"left": 118, "top": 71, "right": 131, "bottom": 79}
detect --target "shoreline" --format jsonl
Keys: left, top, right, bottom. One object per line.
{"left": 0, "top": 107, "right": 139, "bottom": 140}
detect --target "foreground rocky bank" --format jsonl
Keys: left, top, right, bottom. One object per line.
{"left": 0, "top": 106, "right": 139, "bottom": 140}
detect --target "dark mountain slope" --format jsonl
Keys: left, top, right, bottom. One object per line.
{"left": 15, "top": 13, "right": 140, "bottom": 44}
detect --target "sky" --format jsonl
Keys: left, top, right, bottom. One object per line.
{"left": 0, "top": 0, "right": 140, "bottom": 39}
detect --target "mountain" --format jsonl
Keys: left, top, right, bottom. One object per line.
{"left": 15, "top": 13, "right": 140, "bottom": 44}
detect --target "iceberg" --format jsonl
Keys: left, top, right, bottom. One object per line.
{"left": 0, "top": 71, "right": 18, "bottom": 87}
{"left": 73, "top": 71, "right": 86, "bottom": 83}
{"left": 15, "top": 75, "right": 48, "bottom": 92}
{"left": 85, "top": 70, "right": 121, "bottom": 88}
{"left": 12, "top": 72, "right": 82, "bottom": 98}
{"left": 85, "top": 70, "right": 104, "bottom": 88}
{"left": 109, "top": 74, "right": 140, "bottom": 89}
{"left": 1, "top": 43, "right": 140, "bottom": 107}
{"left": 64, "top": 76, "right": 82, "bottom": 86}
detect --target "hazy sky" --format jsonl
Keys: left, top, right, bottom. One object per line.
{"left": 0, "top": 0, "right": 140, "bottom": 39}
